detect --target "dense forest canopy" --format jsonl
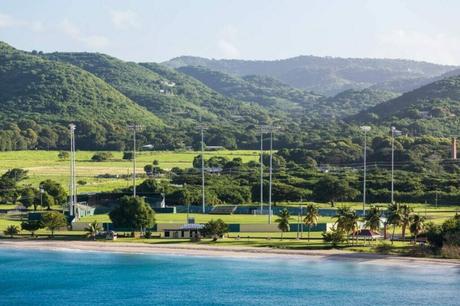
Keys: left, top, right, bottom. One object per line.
{"left": 164, "top": 55, "right": 457, "bottom": 95}
{"left": 1, "top": 40, "right": 460, "bottom": 153}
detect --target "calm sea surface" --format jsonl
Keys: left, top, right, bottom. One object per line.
{"left": 0, "top": 248, "right": 459, "bottom": 305}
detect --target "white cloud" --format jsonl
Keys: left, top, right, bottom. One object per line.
{"left": 60, "top": 19, "right": 109, "bottom": 49}
{"left": 110, "top": 9, "right": 140, "bottom": 29}
{"left": 376, "top": 29, "right": 460, "bottom": 65}
{"left": 217, "top": 25, "right": 241, "bottom": 58}
{"left": 0, "top": 13, "right": 45, "bottom": 32}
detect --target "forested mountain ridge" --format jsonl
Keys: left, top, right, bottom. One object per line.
{"left": 164, "top": 55, "right": 457, "bottom": 95}
{"left": 350, "top": 75, "right": 460, "bottom": 136}
{"left": 45, "top": 52, "right": 269, "bottom": 128}
{"left": 0, "top": 42, "right": 162, "bottom": 150}
{"left": 371, "top": 68, "right": 460, "bottom": 93}
{"left": 177, "top": 65, "right": 398, "bottom": 119}
{"left": 176, "top": 65, "right": 322, "bottom": 118}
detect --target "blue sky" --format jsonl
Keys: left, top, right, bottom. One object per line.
{"left": 1, "top": 0, "right": 459, "bottom": 64}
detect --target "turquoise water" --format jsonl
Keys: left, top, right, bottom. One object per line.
{"left": 0, "top": 249, "right": 459, "bottom": 306}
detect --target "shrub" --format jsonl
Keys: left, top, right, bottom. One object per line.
{"left": 374, "top": 242, "right": 393, "bottom": 255}
{"left": 91, "top": 152, "right": 113, "bottom": 162}
{"left": 322, "top": 228, "right": 345, "bottom": 247}
{"left": 441, "top": 245, "right": 460, "bottom": 259}
{"left": 58, "top": 151, "right": 69, "bottom": 160}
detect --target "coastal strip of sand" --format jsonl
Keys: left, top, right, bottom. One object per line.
{"left": 0, "top": 240, "right": 459, "bottom": 267}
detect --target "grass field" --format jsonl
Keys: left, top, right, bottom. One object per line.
{"left": 0, "top": 150, "right": 259, "bottom": 193}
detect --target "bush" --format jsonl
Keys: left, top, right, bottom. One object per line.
{"left": 322, "top": 228, "right": 345, "bottom": 247}
{"left": 144, "top": 231, "right": 152, "bottom": 238}
{"left": 77, "top": 180, "right": 87, "bottom": 186}
{"left": 441, "top": 245, "right": 460, "bottom": 259}
{"left": 122, "top": 151, "right": 133, "bottom": 160}
{"left": 58, "top": 151, "right": 69, "bottom": 160}
{"left": 374, "top": 242, "right": 393, "bottom": 255}
{"left": 91, "top": 152, "right": 113, "bottom": 162}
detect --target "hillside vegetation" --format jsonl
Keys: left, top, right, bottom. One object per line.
{"left": 0, "top": 42, "right": 161, "bottom": 151}
{"left": 352, "top": 75, "right": 460, "bottom": 136}
{"left": 164, "top": 55, "right": 457, "bottom": 95}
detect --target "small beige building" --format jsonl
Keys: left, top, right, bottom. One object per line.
{"left": 163, "top": 224, "right": 204, "bottom": 239}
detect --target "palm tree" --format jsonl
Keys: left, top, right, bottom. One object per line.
{"left": 409, "top": 214, "right": 425, "bottom": 243}
{"left": 303, "top": 204, "right": 319, "bottom": 241}
{"left": 84, "top": 220, "right": 102, "bottom": 240}
{"left": 364, "top": 206, "right": 382, "bottom": 232}
{"left": 275, "top": 208, "right": 291, "bottom": 240}
{"left": 334, "top": 206, "right": 359, "bottom": 244}
{"left": 387, "top": 203, "right": 401, "bottom": 244}
{"left": 400, "top": 204, "right": 413, "bottom": 240}
{"left": 4, "top": 225, "right": 20, "bottom": 238}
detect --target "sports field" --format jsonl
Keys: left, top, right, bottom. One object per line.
{"left": 0, "top": 150, "right": 259, "bottom": 193}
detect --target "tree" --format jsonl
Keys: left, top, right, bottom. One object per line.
{"left": 58, "top": 151, "right": 69, "bottom": 160}
{"left": 41, "top": 211, "right": 67, "bottom": 237}
{"left": 303, "top": 204, "right": 319, "bottom": 241}
{"left": 109, "top": 196, "right": 156, "bottom": 232}
{"left": 387, "top": 203, "right": 401, "bottom": 244}
{"left": 4, "top": 225, "right": 20, "bottom": 238}
{"left": 85, "top": 220, "right": 102, "bottom": 240}
{"left": 334, "top": 206, "right": 359, "bottom": 243}
{"left": 91, "top": 152, "right": 113, "bottom": 162}
{"left": 322, "top": 227, "right": 345, "bottom": 247}
{"left": 2, "top": 168, "right": 29, "bottom": 182}
{"left": 40, "top": 192, "right": 55, "bottom": 210}
{"left": 409, "top": 214, "right": 425, "bottom": 243}
{"left": 275, "top": 208, "right": 291, "bottom": 240}
{"left": 201, "top": 219, "right": 229, "bottom": 241}
{"left": 144, "top": 164, "right": 154, "bottom": 176}
{"left": 122, "top": 151, "right": 133, "bottom": 160}
{"left": 364, "top": 206, "right": 382, "bottom": 232}
{"left": 400, "top": 204, "right": 413, "bottom": 239}
{"left": 39, "top": 180, "right": 67, "bottom": 205}
{"left": 19, "top": 187, "right": 38, "bottom": 209}
{"left": 21, "top": 220, "right": 42, "bottom": 237}
{"left": 313, "top": 176, "right": 358, "bottom": 207}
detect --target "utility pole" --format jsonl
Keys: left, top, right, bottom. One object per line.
{"left": 300, "top": 204, "right": 303, "bottom": 238}
{"left": 198, "top": 115, "right": 207, "bottom": 214}
{"left": 360, "top": 126, "right": 371, "bottom": 215}
{"left": 69, "top": 124, "right": 77, "bottom": 217}
{"left": 391, "top": 126, "right": 395, "bottom": 205}
{"left": 260, "top": 127, "right": 264, "bottom": 214}
{"left": 128, "top": 124, "right": 142, "bottom": 197}
{"left": 268, "top": 126, "right": 275, "bottom": 224}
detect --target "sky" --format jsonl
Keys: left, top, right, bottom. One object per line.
{"left": 1, "top": 0, "right": 460, "bottom": 65}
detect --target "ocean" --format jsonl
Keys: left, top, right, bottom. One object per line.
{"left": 0, "top": 248, "right": 459, "bottom": 305}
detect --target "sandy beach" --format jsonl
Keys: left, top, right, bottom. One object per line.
{"left": 1, "top": 240, "right": 459, "bottom": 267}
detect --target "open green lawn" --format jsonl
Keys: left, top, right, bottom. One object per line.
{"left": 79, "top": 212, "right": 334, "bottom": 224}
{"left": 0, "top": 150, "right": 259, "bottom": 192}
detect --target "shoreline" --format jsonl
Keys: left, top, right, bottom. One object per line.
{"left": 1, "top": 240, "right": 459, "bottom": 267}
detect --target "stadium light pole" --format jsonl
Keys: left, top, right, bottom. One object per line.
{"left": 260, "top": 127, "right": 264, "bottom": 214}
{"left": 391, "top": 126, "right": 395, "bottom": 205}
{"left": 360, "top": 126, "right": 371, "bottom": 214}
{"left": 269, "top": 128, "right": 273, "bottom": 224}
{"left": 128, "top": 124, "right": 142, "bottom": 197}
{"left": 198, "top": 115, "right": 208, "bottom": 214}
{"left": 391, "top": 126, "right": 401, "bottom": 205}
{"left": 68, "top": 124, "right": 77, "bottom": 217}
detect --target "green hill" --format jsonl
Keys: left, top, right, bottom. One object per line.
{"left": 371, "top": 68, "right": 460, "bottom": 93}
{"left": 351, "top": 75, "right": 460, "bottom": 136}
{"left": 177, "top": 65, "right": 398, "bottom": 119}
{"left": 164, "top": 55, "right": 457, "bottom": 95}
{"left": 319, "top": 89, "right": 399, "bottom": 118}
{"left": 0, "top": 42, "right": 162, "bottom": 150}
{"left": 176, "top": 65, "right": 322, "bottom": 117}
